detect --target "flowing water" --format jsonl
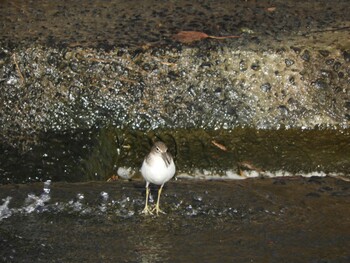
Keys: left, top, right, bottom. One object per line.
{"left": 0, "top": 128, "right": 350, "bottom": 262}
{"left": 1, "top": 177, "right": 349, "bottom": 262}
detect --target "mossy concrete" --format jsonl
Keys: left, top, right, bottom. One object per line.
{"left": 1, "top": 128, "right": 349, "bottom": 184}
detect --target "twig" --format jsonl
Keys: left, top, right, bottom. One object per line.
{"left": 172, "top": 31, "right": 241, "bottom": 44}
{"left": 207, "top": 35, "right": 240, "bottom": 40}
{"left": 211, "top": 140, "right": 228, "bottom": 151}
{"left": 12, "top": 53, "right": 25, "bottom": 85}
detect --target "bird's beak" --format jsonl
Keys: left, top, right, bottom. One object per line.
{"left": 161, "top": 152, "right": 171, "bottom": 166}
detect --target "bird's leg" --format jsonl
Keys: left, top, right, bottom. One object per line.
{"left": 152, "top": 184, "right": 166, "bottom": 215}
{"left": 141, "top": 184, "right": 153, "bottom": 215}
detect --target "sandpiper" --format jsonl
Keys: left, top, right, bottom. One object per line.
{"left": 141, "top": 141, "right": 176, "bottom": 215}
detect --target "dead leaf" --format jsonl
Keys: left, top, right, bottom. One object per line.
{"left": 237, "top": 161, "right": 264, "bottom": 173}
{"left": 172, "top": 31, "right": 209, "bottom": 43}
{"left": 172, "top": 31, "right": 240, "bottom": 44}
{"left": 107, "top": 175, "right": 119, "bottom": 182}
{"left": 211, "top": 140, "right": 228, "bottom": 151}
{"left": 266, "top": 7, "right": 276, "bottom": 12}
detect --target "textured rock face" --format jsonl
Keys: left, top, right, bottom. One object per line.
{"left": 0, "top": 0, "right": 349, "bottom": 142}
{"left": 0, "top": 42, "right": 349, "bottom": 143}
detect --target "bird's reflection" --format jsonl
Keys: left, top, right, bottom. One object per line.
{"left": 132, "top": 218, "right": 171, "bottom": 263}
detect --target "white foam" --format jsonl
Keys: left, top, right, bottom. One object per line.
{"left": 177, "top": 169, "right": 347, "bottom": 180}
{"left": 117, "top": 167, "right": 134, "bottom": 179}
{"left": 225, "top": 170, "right": 246, "bottom": 180}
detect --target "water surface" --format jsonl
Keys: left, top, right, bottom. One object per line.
{"left": 1, "top": 177, "right": 349, "bottom": 262}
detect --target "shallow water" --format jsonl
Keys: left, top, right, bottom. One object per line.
{"left": 1, "top": 177, "right": 349, "bottom": 262}
{"left": 1, "top": 128, "right": 349, "bottom": 262}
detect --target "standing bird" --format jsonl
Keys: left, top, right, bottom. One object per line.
{"left": 141, "top": 141, "right": 176, "bottom": 215}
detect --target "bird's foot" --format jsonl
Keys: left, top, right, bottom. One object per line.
{"left": 141, "top": 205, "right": 154, "bottom": 215}
{"left": 151, "top": 206, "right": 166, "bottom": 216}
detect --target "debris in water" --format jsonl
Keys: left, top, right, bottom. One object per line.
{"left": 107, "top": 175, "right": 119, "bottom": 182}
{"left": 172, "top": 31, "right": 240, "bottom": 44}
{"left": 211, "top": 140, "right": 228, "bottom": 151}
{"left": 237, "top": 161, "right": 265, "bottom": 176}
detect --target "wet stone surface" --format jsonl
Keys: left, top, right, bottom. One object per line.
{"left": 0, "top": 177, "right": 349, "bottom": 262}
{"left": 1, "top": 128, "right": 349, "bottom": 184}
{"left": 0, "top": 0, "right": 349, "bottom": 48}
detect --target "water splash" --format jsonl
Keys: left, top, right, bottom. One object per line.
{"left": 43, "top": 180, "right": 51, "bottom": 194}
{"left": 67, "top": 193, "right": 85, "bottom": 212}
{"left": 99, "top": 191, "right": 109, "bottom": 213}
{"left": 0, "top": 196, "right": 12, "bottom": 220}
{"left": 101, "top": 191, "right": 109, "bottom": 201}
{"left": 22, "top": 180, "right": 52, "bottom": 214}
{"left": 114, "top": 196, "right": 135, "bottom": 218}
{"left": 0, "top": 176, "right": 306, "bottom": 222}
{"left": 0, "top": 180, "right": 52, "bottom": 221}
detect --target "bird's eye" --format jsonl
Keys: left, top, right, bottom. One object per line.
{"left": 156, "top": 147, "right": 160, "bottom": 152}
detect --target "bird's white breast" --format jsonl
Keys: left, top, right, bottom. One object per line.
{"left": 141, "top": 155, "right": 175, "bottom": 185}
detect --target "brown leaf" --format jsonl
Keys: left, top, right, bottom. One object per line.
{"left": 266, "top": 7, "right": 276, "bottom": 12}
{"left": 106, "top": 175, "right": 119, "bottom": 182}
{"left": 172, "top": 31, "right": 240, "bottom": 44}
{"left": 172, "top": 31, "right": 209, "bottom": 44}
{"left": 237, "top": 161, "right": 264, "bottom": 173}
